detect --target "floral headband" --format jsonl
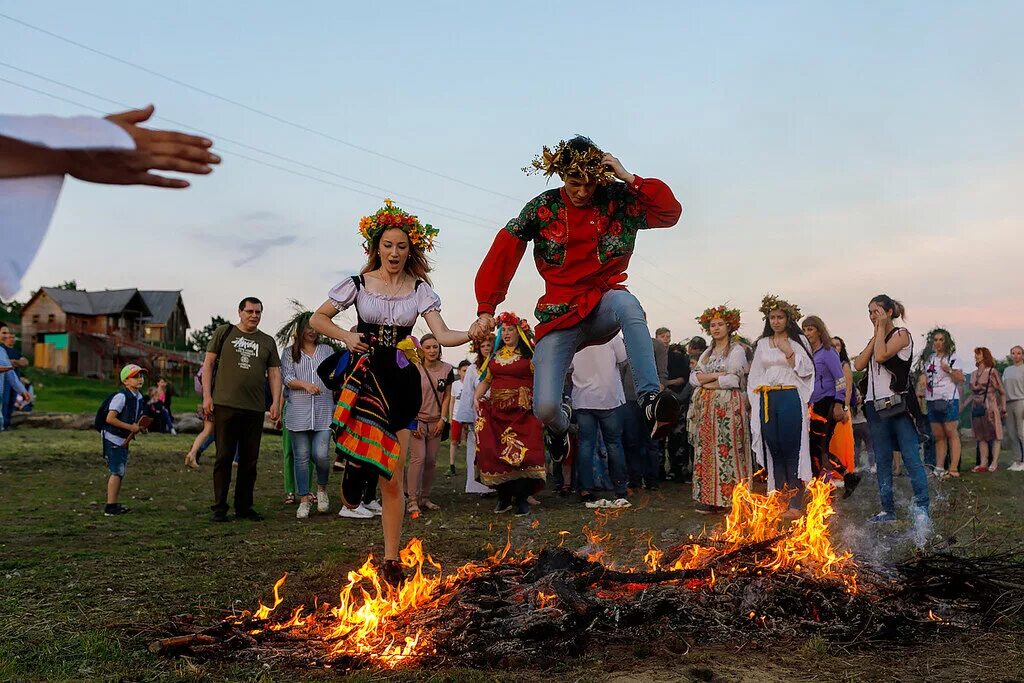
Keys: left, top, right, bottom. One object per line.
{"left": 522, "top": 139, "right": 616, "bottom": 185}
{"left": 697, "top": 305, "right": 741, "bottom": 334}
{"left": 358, "top": 198, "right": 439, "bottom": 254}
{"left": 759, "top": 294, "right": 801, "bottom": 322}
{"left": 496, "top": 311, "right": 533, "bottom": 337}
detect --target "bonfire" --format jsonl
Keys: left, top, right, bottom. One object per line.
{"left": 150, "top": 479, "right": 1024, "bottom": 671}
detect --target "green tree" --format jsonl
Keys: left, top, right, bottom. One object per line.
{"left": 57, "top": 280, "right": 79, "bottom": 290}
{"left": 188, "top": 316, "right": 230, "bottom": 352}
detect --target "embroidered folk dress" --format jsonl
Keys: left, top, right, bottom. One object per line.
{"left": 686, "top": 343, "right": 752, "bottom": 507}
{"left": 474, "top": 350, "right": 545, "bottom": 487}
{"left": 475, "top": 177, "right": 682, "bottom": 341}
{"left": 327, "top": 275, "right": 441, "bottom": 479}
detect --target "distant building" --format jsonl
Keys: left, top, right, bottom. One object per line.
{"left": 20, "top": 287, "right": 195, "bottom": 378}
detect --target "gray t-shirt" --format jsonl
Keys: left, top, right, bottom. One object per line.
{"left": 1003, "top": 364, "right": 1024, "bottom": 402}
{"left": 208, "top": 325, "right": 280, "bottom": 413}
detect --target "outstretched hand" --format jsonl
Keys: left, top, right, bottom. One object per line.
{"left": 65, "top": 105, "right": 220, "bottom": 188}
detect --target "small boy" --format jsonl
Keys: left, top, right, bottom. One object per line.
{"left": 102, "top": 364, "right": 148, "bottom": 516}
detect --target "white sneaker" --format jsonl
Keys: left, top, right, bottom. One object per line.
{"left": 1008, "top": 462, "right": 1024, "bottom": 472}
{"left": 932, "top": 468, "right": 947, "bottom": 478}
{"left": 585, "top": 498, "right": 610, "bottom": 509}
{"left": 170, "top": 427, "right": 178, "bottom": 435}
{"left": 316, "top": 490, "right": 330, "bottom": 513}
{"left": 609, "top": 498, "right": 632, "bottom": 509}
{"left": 364, "top": 499, "right": 383, "bottom": 515}
{"left": 338, "top": 505, "right": 374, "bottom": 519}
{"left": 296, "top": 501, "right": 311, "bottom": 519}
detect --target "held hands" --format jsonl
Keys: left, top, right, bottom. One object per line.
{"left": 601, "top": 153, "right": 634, "bottom": 184}
{"left": 65, "top": 106, "right": 221, "bottom": 188}
{"left": 469, "top": 314, "right": 496, "bottom": 343}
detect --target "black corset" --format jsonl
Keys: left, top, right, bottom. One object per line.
{"left": 357, "top": 321, "right": 414, "bottom": 348}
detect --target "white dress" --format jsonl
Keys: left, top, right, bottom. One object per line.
{"left": 747, "top": 336, "right": 816, "bottom": 490}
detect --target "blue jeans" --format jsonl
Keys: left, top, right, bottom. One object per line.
{"left": 621, "top": 401, "right": 660, "bottom": 485}
{"left": 533, "top": 289, "right": 659, "bottom": 434}
{"left": 290, "top": 429, "right": 331, "bottom": 497}
{"left": 758, "top": 388, "right": 804, "bottom": 509}
{"left": 576, "top": 407, "right": 628, "bottom": 497}
{"left": 864, "top": 403, "right": 929, "bottom": 515}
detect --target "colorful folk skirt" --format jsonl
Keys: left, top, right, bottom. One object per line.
{"left": 687, "top": 387, "right": 752, "bottom": 508}
{"left": 332, "top": 349, "right": 421, "bottom": 480}
{"left": 475, "top": 398, "right": 545, "bottom": 488}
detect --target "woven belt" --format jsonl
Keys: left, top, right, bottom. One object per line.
{"left": 754, "top": 385, "right": 797, "bottom": 423}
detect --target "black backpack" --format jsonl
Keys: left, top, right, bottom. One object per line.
{"left": 94, "top": 389, "right": 131, "bottom": 431}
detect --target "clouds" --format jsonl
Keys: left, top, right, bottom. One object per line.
{"left": 192, "top": 210, "right": 301, "bottom": 267}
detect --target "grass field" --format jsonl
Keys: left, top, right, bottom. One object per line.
{"left": 21, "top": 368, "right": 200, "bottom": 415}
{"left": 2, "top": 429, "right": 1023, "bottom": 681}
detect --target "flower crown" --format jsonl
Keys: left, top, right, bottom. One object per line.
{"left": 522, "top": 138, "right": 616, "bottom": 185}
{"left": 358, "top": 198, "right": 439, "bottom": 254}
{"left": 697, "top": 305, "right": 742, "bottom": 334}
{"left": 759, "top": 294, "right": 801, "bottom": 322}
{"left": 496, "top": 311, "right": 533, "bottom": 337}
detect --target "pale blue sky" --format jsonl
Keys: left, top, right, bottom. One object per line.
{"left": 3, "top": 1, "right": 1022, "bottom": 365}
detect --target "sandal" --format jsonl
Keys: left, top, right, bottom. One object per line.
{"left": 283, "top": 493, "right": 296, "bottom": 505}
{"left": 406, "top": 500, "right": 421, "bottom": 517}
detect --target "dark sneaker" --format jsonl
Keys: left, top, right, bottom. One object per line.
{"left": 641, "top": 391, "right": 680, "bottom": 439}
{"left": 235, "top": 509, "right": 265, "bottom": 521}
{"left": 494, "top": 497, "right": 513, "bottom": 514}
{"left": 381, "top": 559, "right": 406, "bottom": 588}
{"left": 514, "top": 499, "right": 531, "bottom": 517}
{"left": 210, "top": 510, "right": 230, "bottom": 523}
{"left": 867, "top": 511, "right": 897, "bottom": 524}
{"left": 842, "top": 472, "right": 862, "bottom": 499}
{"left": 445, "top": 464, "right": 457, "bottom": 477}
{"left": 104, "top": 504, "right": 130, "bottom": 516}
{"left": 545, "top": 404, "right": 573, "bottom": 464}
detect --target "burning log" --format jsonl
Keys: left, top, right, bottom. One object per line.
{"left": 147, "top": 480, "right": 1024, "bottom": 672}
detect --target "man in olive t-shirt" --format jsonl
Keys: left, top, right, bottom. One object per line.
{"left": 202, "top": 297, "right": 282, "bottom": 522}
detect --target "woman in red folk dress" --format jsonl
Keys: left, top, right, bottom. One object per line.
{"left": 474, "top": 313, "right": 545, "bottom": 516}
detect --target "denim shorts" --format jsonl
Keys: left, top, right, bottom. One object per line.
{"left": 102, "top": 438, "right": 129, "bottom": 477}
{"left": 927, "top": 398, "right": 960, "bottom": 424}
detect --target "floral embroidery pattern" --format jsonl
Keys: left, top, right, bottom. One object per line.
{"left": 535, "top": 302, "right": 574, "bottom": 324}
{"left": 502, "top": 186, "right": 649, "bottom": 268}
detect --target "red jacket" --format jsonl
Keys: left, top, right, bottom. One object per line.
{"left": 475, "top": 175, "right": 682, "bottom": 340}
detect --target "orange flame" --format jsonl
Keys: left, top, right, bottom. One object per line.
{"left": 241, "top": 477, "right": 856, "bottom": 667}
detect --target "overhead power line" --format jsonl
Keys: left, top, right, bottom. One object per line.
{"left": 0, "top": 11, "right": 524, "bottom": 203}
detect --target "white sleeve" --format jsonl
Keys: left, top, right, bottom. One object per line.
{"left": 793, "top": 336, "right": 815, "bottom": 379}
{"left": 718, "top": 344, "right": 749, "bottom": 390}
{"left": 0, "top": 115, "right": 135, "bottom": 300}
{"left": 107, "top": 393, "right": 127, "bottom": 413}
{"left": 415, "top": 282, "right": 442, "bottom": 315}
{"left": 327, "top": 277, "right": 358, "bottom": 311}
{"left": 611, "top": 336, "right": 628, "bottom": 366}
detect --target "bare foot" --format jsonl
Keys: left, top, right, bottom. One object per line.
{"left": 421, "top": 500, "right": 441, "bottom": 511}
{"left": 184, "top": 453, "right": 199, "bottom": 470}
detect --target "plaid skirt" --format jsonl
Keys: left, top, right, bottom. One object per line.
{"left": 332, "top": 350, "right": 421, "bottom": 480}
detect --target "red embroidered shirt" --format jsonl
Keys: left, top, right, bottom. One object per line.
{"left": 475, "top": 175, "right": 682, "bottom": 340}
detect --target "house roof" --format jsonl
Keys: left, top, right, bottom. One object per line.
{"left": 139, "top": 290, "right": 187, "bottom": 327}
{"left": 38, "top": 287, "right": 153, "bottom": 317}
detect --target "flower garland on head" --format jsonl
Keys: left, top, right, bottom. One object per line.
{"left": 522, "top": 138, "right": 617, "bottom": 185}
{"left": 759, "top": 294, "right": 801, "bottom": 323}
{"left": 358, "top": 198, "right": 439, "bottom": 254}
{"left": 697, "top": 305, "right": 742, "bottom": 335}
{"left": 479, "top": 312, "right": 535, "bottom": 381}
